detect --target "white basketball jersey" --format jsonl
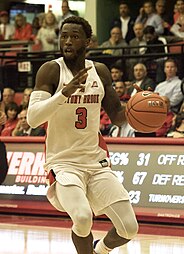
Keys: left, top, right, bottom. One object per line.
{"left": 44, "top": 57, "right": 108, "bottom": 171}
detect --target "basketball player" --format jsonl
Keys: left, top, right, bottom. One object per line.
{"left": 27, "top": 16, "right": 138, "bottom": 254}
{"left": 0, "top": 141, "right": 8, "bottom": 184}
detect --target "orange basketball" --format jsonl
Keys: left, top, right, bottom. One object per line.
{"left": 125, "top": 91, "right": 167, "bottom": 133}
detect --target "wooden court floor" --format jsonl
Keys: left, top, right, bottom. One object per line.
{"left": 0, "top": 218, "right": 184, "bottom": 254}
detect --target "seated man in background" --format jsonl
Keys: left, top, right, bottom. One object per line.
{"left": 114, "top": 81, "right": 130, "bottom": 101}
{"left": 126, "top": 63, "right": 155, "bottom": 96}
{"left": 154, "top": 58, "right": 183, "bottom": 114}
{"left": 0, "top": 88, "right": 15, "bottom": 112}
{"left": 143, "top": 25, "right": 166, "bottom": 83}
{"left": 99, "top": 26, "right": 128, "bottom": 56}
{"left": 85, "top": 34, "right": 99, "bottom": 57}
{"left": 126, "top": 22, "right": 147, "bottom": 80}
{"left": 12, "top": 108, "right": 45, "bottom": 136}
{"left": 19, "top": 88, "right": 33, "bottom": 111}
{"left": 110, "top": 63, "right": 124, "bottom": 87}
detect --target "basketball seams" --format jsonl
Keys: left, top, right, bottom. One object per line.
{"left": 127, "top": 111, "right": 164, "bottom": 128}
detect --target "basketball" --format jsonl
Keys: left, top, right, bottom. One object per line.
{"left": 125, "top": 91, "right": 167, "bottom": 133}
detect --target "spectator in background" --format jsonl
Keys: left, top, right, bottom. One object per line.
{"left": 85, "top": 34, "right": 99, "bottom": 57}
{"left": 126, "top": 22, "right": 147, "bottom": 79}
{"left": 0, "top": 11, "right": 15, "bottom": 40}
{"left": 143, "top": 25, "right": 165, "bottom": 54}
{"left": 155, "top": 0, "right": 173, "bottom": 35}
{"left": 31, "top": 16, "right": 41, "bottom": 38}
{"left": 170, "top": 1, "right": 184, "bottom": 39}
{"left": 57, "top": 0, "right": 75, "bottom": 31}
{"left": 167, "top": 112, "right": 184, "bottom": 138}
{"left": 173, "top": 0, "right": 184, "bottom": 23}
{"left": 19, "top": 88, "right": 33, "bottom": 111}
{"left": 114, "top": 81, "right": 130, "bottom": 102}
{"left": 155, "top": 58, "right": 183, "bottom": 114}
{"left": 135, "top": 0, "right": 164, "bottom": 35}
{"left": 143, "top": 25, "right": 165, "bottom": 83}
{"left": 100, "top": 108, "right": 112, "bottom": 136}
{"left": 0, "top": 88, "right": 15, "bottom": 112}
{"left": 155, "top": 96, "right": 175, "bottom": 137}
{"left": 12, "top": 108, "right": 46, "bottom": 136}
{"left": 126, "top": 63, "right": 155, "bottom": 96}
{"left": 99, "top": 26, "right": 128, "bottom": 56}
{"left": 111, "top": 0, "right": 135, "bottom": 44}
{"left": 0, "top": 102, "right": 19, "bottom": 136}
{"left": 13, "top": 13, "right": 33, "bottom": 41}
{"left": 34, "top": 11, "right": 58, "bottom": 51}
{"left": 110, "top": 63, "right": 124, "bottom": 86}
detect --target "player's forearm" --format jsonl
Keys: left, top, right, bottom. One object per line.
{"left": 27, "top": 90, "right": 67, "bottom": 128}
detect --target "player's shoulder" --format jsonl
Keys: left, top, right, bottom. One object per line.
{"left": 37, "top": 60, "right": 60, "bottom": 81}
{"left": 93, "top": 61, "right": 111, "bottom": 81}
{"left": 94, "top": 61, "right": 109, "bottom": 72}
{"left": 35, "top": 60, "right": 60, "bottom": 93}
{"left": 39, "top": 60, "right": 60, "bottom": 73}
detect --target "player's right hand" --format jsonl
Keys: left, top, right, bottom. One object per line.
{"left": 62, "top": 66, "right": 92, "bottom": 97}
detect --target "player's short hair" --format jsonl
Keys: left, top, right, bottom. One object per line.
{"left": 60, "top": 16, "right": 92, "bottom": 39}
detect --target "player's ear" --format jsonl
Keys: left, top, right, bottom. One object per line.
{"left": 85, "top": 38, "right": 91, "bottom": 47}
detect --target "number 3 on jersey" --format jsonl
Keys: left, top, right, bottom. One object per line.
{"left": 75, "top": 107, "right": 87, "bottom": 129}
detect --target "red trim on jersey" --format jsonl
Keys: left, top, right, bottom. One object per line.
{"left": 47, "top": 170, "right": 56, "bottom": 185}
{"left": 98, "top": 132, "right": 109, "bottom": 157}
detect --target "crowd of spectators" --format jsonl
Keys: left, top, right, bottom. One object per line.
{"left": 0, "top": 87, "right": 46, "bottom": 137}
{"left": 0, "top": 0, "right": 184, "bottom": 138}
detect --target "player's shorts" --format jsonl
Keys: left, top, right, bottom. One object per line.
{"left": 46, "top": 164, "right": 130, "bottom": 216}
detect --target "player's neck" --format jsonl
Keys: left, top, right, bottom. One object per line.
{"left": 65, "top": 58, "right": 85, "bottom": 75}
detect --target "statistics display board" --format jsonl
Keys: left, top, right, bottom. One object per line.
{"left": 0, "top": 137, "right": 183, "bottom": 217}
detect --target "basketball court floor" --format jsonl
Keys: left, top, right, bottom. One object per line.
{"left": 0, "top": 215, "right": 183, "bottom": 254}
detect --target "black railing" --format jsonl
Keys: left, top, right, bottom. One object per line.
{"left": 0, "top": 41, "right": 184, "bottom": 92}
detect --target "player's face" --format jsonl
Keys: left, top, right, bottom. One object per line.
{"left": 60, "top": 23, "right": 89, "bottom": 61}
